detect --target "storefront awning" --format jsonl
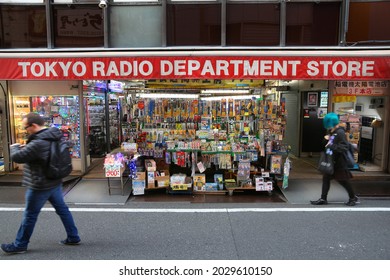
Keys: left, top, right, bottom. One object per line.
{"left": 1, "top": 50, "right": 390, "bottom": 80}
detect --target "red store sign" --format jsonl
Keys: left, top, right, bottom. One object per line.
{"left": 0, "top": 56, "right": 389, "bottom": 80}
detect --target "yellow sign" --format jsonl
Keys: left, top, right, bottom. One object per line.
{"left": 333, "top": 95, "right": 357, "bottom": 103}
{"left": 171, "top": 184, "right": 190, "bottom": 190}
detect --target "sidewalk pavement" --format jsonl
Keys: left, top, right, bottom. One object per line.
{"left": 0, "top": 172, "right": 389, "bottom": 206}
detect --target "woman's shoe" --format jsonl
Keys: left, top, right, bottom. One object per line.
{"left": 310, "top": 198, "right": 328, "bottom": 205}
{"left": 345, "top": 196, "right": 359, "bottom": 206}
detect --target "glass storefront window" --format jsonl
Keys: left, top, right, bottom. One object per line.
{"left": 13, "top": 97, "right": 31, "bottom": 145}
{"left": 53, "top": 5, "right": 104, "bottom": 48}
{"left": 286, "top": 2, "right": 340, "bottom": 46}
{"left": 13, "top": 96, "right": 81, "bottom": 158}
{"left": 347, "top": 1, "right": 390, "bottom": 46}
{"left": 167, "top": 3, "right": 221, "bottom": 46}
{"left": 109, "top": 5, "right": 163, "bottom": 48}
{"left": 226, "top": 3, "right": 280, "bottom": 46}
{"left": 0, "top": 5, "right": 47, "bottom": 48}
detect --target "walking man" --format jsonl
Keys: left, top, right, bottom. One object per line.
{"left": 1, "top": 113, "right": 80, "bottom": 254}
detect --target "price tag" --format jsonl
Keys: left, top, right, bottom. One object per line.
{"left": 105, "top": 165, "right": 121, "bottom": 177}
{"left": 171, "top": 184, "right": 189, "bottom": 190}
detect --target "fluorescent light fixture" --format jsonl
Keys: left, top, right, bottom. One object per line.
{"left": 137, "top": 93, "right": 199, "bottom": 99}
{"left": 52, "top": 0, "right": 72, "bottom": 3}
{"left": 201, "top": 95, "right": 260, "bottom": 101}
{"left": 170, "top": 0, "right": 216, "bottom": 2}
{"left": 114, "top": 0, "right": 159, "bottom": 2}
{"left": 2, "top": 0, "right": 44, "bottom": 2}
{"left": 201, "top": 89, "right": 250, "bottom": 95}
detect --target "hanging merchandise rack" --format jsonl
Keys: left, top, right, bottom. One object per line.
{"left": 117, "top": 87, "right": 290, "bottom": 196}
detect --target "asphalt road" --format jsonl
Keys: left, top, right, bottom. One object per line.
{"left": 1, "top": 199, "right": 390, "bottom": 260}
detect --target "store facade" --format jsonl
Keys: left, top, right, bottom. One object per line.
{"left": 1, "top": 0, "right": 390, "bottom": 187}
{"left": 0, "top": 51, "right": 389, "bottom": 178}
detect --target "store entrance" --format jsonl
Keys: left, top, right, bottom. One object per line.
{"left": 84, "top": 81, "right": 121, "bottom": 158}
{"left": 85, "top": 91, "right": 106, "bottom": 158}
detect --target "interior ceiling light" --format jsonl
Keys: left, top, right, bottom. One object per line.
{"left": 137, "top": 93, "right": 199, "bottom": 99}
{"left": 201, "top": 95, "right": 260, "bottom": 101}
{"left": 200, "top": 89, "right": 250, "bottom": 95}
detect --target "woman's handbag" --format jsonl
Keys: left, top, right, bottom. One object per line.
{"left": 344, "top": 142, "right": 356, "bottom": 168}
{"left": 344, "top": 149, "right": 356, "bottom": 168}
{"left": 318, "top": 152, "right": 334, "bottom": 175}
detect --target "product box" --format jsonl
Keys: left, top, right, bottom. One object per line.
{"left": 265, "top": 181, "right": 273, "bottom": 191}
{"left": 170, "top": 177, "right": 192, "bottom": 191}
{"left": 134, "top": 172, "right": 146, "bottom": 180}
{"left": 147, "top": 171, "right": 156, "bottom": 188}
{"left": 225, "top": 179, "right": 237, "bottom": 189}
{"left": 255, "top": 176, "right": 264, "bottom": 191}
{"left": 214, "top": 174, "right": 224, "bottom": 190}
{"left": 145, "top": 159, "right": 156, "bottom": 172}
{"left": 204, "top": 183, "right": 219, "bottom": 191}
{"left": 155, "top": 170, "right": 170, "bottom": 187}
{"left": 170, "top": 173, "right": 187, "bottom": 185}
{"left": 132, "top": 180, "right": 145, "bottom": 195}
{"left": 193, "top": 174, "right": 206, "bottom": 191}
{"left": 255, "top": 176, "right": 273, "bottom": 191}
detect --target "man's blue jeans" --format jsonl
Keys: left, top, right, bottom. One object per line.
{"left": 14, "top": 184, "right": 79, "bottom": 248}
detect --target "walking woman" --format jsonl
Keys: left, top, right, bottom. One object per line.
{"left": 311, "top": 112, "right": 359, "bottom": 206}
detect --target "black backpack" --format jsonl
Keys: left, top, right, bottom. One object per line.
{"left": 45, "top": 139, "right": 73, "bottom": 180}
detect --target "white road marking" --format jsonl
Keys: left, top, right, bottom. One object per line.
{"left": 0, "top": 207, "right": 390, "bottom": 213}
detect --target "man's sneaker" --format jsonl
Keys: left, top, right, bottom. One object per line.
{"left": 310, "top": 198, "right": 328, "bottom": 205}
{"left": 1, "top": 243, "right": 27, "bottom": 255}
{"left": 345, "top": 196, "right": 359, "bottom": 206}
{"left": 60, "top": 238, "right": 81, "bottom": 246}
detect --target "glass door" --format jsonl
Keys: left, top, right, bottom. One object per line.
{"left": 83, "top": 81, "right": 108, "bottom": 158}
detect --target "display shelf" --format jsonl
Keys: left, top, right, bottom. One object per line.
{"left": 13, "top": 96, "right": 81, "bottom": 158}
{"left": 201, "top": 150, "right": 232, "bottom": 154}
{"left": 167, "top": 149, "right": 201, "bottom": 153}
{"left": 122, "top": 92, "right": 288, "bottom": 195}
{"left": 145, "top": 186, "right": 168, "bottom": 191}
{"left": 193, "top": 190, "right": 228, "bottom": 194}
{"left": 14, "top": 97, "right": 31, "bottom": 144}
{"left": 167, "top": 187, "right": 193, "bottom": 195}
{"left": 166, "top": 149, "right": 249, "bottom": 155}
{"left": 225, "top": 187, "right": 257, "bottom": 196}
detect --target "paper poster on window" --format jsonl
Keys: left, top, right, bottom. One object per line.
{"left": 308, "top": 92, "right": 318, "bottom": 107}
{"left": 320, "top": 92, "right": 328, "bottom": 107}
{"left": 318, "top": 108, "right": 327, "bottom": 118}
{"left": 361, "top": 126, "right": 373, "bottom": 140}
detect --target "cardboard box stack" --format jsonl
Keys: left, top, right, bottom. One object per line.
{"left": 145, "top": 159, "right": 156, "bottom": 188}
{"left": 155, "top": 170, "right": 170, "bottom": 187}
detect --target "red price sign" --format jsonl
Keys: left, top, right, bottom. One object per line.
{"left": 105, "top": 166, "right": 121, "bottom": 177}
